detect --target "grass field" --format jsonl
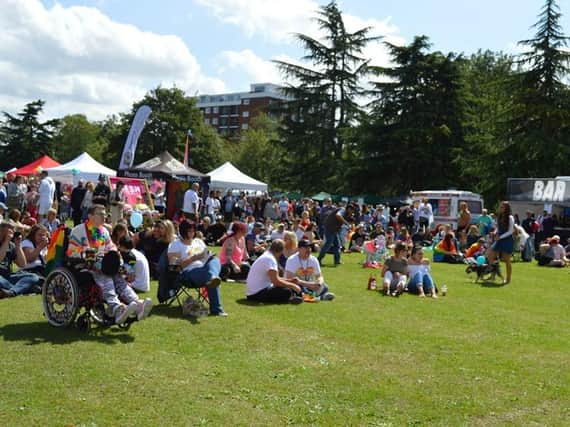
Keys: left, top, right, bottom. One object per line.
{"left": 1, "top": 253, "right": 569, "bottom": 426}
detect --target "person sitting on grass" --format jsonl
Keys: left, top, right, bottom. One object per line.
{"left": 538, "top": 235, "right": 569, "bottom": 267}
{"left": 219, "top": 221, "right": 250, "bottom": 282}
{"left": 0, "top": 222, "right": 42, "bottom": 298}
{"left": 246, "top": 239, "right": 303, "bottom": 304}
{"left": 434, "top": 232, "right": 463, "bottom": 263}
{"left": 166, "top": 220, "right": 227, "bottom": 316}
{"left": 285, "top": 239, "right": 335, "bottom": 301}
{"left": 381, "top": 242, "right": 408, "bottom": 297}
{"left": 117, "top": 235, "right": 150, "bottom": 293}
{"left": 21, "top": 224, "right": 50, "bottom": 276}
{"left": 407, "top": 246, "right": 437, "bottom": 298}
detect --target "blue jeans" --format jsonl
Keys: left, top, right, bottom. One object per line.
{"left": 179, "top": 257, "right": 224, "bottom": 314}
{"left": 407, "top": 272, "right": 435, "bottom": 294}
{"left": 0, "top": 272, "right": 41, "bottom": 296}
{"left": 318, "top": 230, "right": 341, "bottom": 265}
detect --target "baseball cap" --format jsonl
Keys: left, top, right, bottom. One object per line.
{"left": 298, "top": 239, "right": 311, "bottom": 248}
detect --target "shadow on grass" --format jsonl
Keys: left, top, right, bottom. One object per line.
{"left": 0, "top": 321, "right": 135, "bottom": 346}
{"left": 150, "top": 304, "right": 201, "bottom": 324}
{"left": 235, "top": 298, "right": 290, "bottom": 306}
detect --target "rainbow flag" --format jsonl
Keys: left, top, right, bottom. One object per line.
{"left": 183, "top": 129, "right": 193, "bottom": 167}
{"left": 45, "top": 225, "right": 67, "bottom": 275}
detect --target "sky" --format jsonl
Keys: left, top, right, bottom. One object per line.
{"left": 0, "top": 0, "right": 565, "bottom": 120}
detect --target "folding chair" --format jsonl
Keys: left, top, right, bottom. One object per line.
{"left": 165, "top": 267, "right": 210, "bottom": 317}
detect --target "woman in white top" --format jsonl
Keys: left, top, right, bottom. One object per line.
{"left": 167, "top": 220, "right": 226, "bottom": 316}
{"left": 407, "top": 246, "right": 437, "bottom": 298}
{"left": 81, "top": 181, "right": 94, "bottom": 221}
{"left": 21, "top": 224, "right": 50, "bottom": 276}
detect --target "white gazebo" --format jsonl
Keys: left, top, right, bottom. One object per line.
{"left": 207, "top": 162, "right": 267, "bottom": 193}
{"left": 46, "top": 152, "right": 116, "bottom": 184}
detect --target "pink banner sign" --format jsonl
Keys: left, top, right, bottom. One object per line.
{"left": 109, "top": 176, "right": 153, "bottom": 209}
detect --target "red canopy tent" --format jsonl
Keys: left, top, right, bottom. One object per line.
{"left": 10, "top": 155, "right": 61, "bottom": 176}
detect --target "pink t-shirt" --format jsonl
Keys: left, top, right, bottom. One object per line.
{"left": 220, "top": 236, "right": 246, "bottom": 265}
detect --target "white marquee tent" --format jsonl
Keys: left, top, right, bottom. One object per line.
{"left": 207, "top": 162, "right": 267, "bottom": 193}
{"left": 46, "top": 152, "right": 116, "bottom": 184}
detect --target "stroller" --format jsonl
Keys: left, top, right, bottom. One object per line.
{"left": 363, "top": 235, "right": 389, "bottom": 268}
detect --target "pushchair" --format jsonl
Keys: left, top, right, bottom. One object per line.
{"left": 362, "top": 235, "right": 389, "bottom": 268}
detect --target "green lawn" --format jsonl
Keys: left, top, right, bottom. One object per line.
{"left": 1, "top": 254, "right": 569, "bottom": 426}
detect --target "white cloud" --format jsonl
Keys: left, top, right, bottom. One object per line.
{"left": 0, "top": 0, "right": 225, "bottom": 120}
{"left": 216, "top": 49, "right": 282, "bottom": 86}
{"left": 194, "top": 0, "right": 405, "bottom": 69}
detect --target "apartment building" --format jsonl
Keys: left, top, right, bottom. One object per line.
{"left": 196, "top": 83, "right": 289, "bottom": 137}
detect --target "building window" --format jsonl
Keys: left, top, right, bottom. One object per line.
{"left": 205, "top": 107, "right": 211, "bottom": 114}
{"left": 204, "top": 118, "right": 210, "bottom": 125}
{"left": 243, "top": 99, "right": 250, "bottom": 105}
{"left": 212, "top": 117, "right": 218, "bottom": 125}
{"left": 242, "top": 124, "right": 249, "bottom": 130}
{"left": 213, "top": 107, "right": 219, "bottom": 114}
{"left": 242, "top": 111, "right": 249, "bottom": 118}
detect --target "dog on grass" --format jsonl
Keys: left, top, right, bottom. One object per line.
{"left": 465, "top": 262, "right": 503, "bottom": 283}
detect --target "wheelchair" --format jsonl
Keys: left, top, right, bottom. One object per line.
{"left": 42, "top": 254, "right": 136, "bottom": 333}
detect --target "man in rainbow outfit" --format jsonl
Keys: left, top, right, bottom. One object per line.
{"left": 67, "top": 204, "right": 152, "bottom": 324}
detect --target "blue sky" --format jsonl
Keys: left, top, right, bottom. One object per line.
{"left": 1, "top": 0, "right": 565, "bottom": 119}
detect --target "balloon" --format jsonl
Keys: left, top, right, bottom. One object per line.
{"left": 476, "top": 255, "right": 486, "bottom": 265}
{"left": 72, "top": 168, "right": 79, "bottom": 176}
{"left": 130, "top": 212, "right": 143, "bottom": 229}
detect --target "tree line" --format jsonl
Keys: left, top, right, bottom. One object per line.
{"left": 0, "top": 0, "right": 568, "bottom": 208}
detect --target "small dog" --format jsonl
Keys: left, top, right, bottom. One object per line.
{"left": 465, "top": 262, "right": 503, "bottom": 283}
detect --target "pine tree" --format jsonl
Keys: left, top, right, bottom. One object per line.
{"left": 273, "top": 1, "right": 380, "bottom": 192}
{"left": 0, "top": 100, "right": 59, "bottom": 170}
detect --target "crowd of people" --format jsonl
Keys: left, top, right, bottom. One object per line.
{"left": 1, "top": 170, "right": 569, "bottom": 316}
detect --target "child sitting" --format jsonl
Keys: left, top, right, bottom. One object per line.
{"left": 381, "top": 242, "right": 408, "bottom": 296}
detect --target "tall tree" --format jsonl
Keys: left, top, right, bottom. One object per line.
{"left": 273, "top": 0, "right": 380, "bottom": 192}
{"left": 355, "top": 36, "right": 464, "bottom": 194}
{"left": 52, "top": 114, "right": 108, "bottom": 163}
{"left": 499, "top": 0, "right": 570, "bottom": 186}
{"left": 106, "top": 87, "right": 225, "bottom": 172}
{"left": 0, "top": 100, "right": 59, "bottom": 169}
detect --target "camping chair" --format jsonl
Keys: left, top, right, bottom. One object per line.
{"left": 165, "top": 267, "right": 210, "bottom": 318}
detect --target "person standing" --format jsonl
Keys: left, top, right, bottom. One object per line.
{"left": 38, "top": 171, "right": 55, "bottom": 221}
{"left": 93, "top": 174, "right": 111, "bottom": 208}
{"left": 182, "top": 182, "right": 200, "bottom": 221}
{"left": 418, "top": 198, "right": 433, "bottom": 230}
{"left": 317, "top": 204, "right": 353, "bottom": 266}
{"left": 110, "top": 181, "right": 126, "bottom": 226}
{"left": 487, "top": 201, "right": 514, "bottom": 285}
{"left": 70, "top": 179, "right": 87, "bottom": 226}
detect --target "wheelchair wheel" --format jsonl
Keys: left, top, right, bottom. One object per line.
{"left": 42, "top": 267, "right": 79, "bottom": 327}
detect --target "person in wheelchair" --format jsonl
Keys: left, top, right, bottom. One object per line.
{"left": 166, "top": 220, "right": 227, "bottom": 316}
{"left": 0, "top": 221, "right": 42, "bottom": 298}
{"left": 67, "top": 204, "right": 153, "bottom": 324}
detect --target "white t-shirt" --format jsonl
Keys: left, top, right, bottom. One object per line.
{"left": 130, "top": 248, "right": 150, "bottom": 292}
{"left": 205, "top": 197, "right": 218, "bottom": 215}
{"left": 183, "top": 189, "right": 199, "bottom": 214}
{"left": 285, "top": 253, "right": 320, "bottom": 282}
{"left": 21, "top": 239, "right": 46, "bottom": 270}
{"left": 246, "top": 250, "right": 278, "bottom": 296}
{"left": 278, "top": 200, "right": 289, "bottom": 214}
{"left": 270, "top": 230, "right": 285, "bottom": 240}
{"left": 168, "top": 238, "right": 207, "bottom": 272}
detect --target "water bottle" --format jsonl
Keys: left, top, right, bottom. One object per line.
{"left": 441, "top": 285, "right": 448, "bottom": 296}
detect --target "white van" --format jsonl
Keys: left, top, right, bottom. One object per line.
{"left": 410, "top": 190, "right": 484, "bottom": 230}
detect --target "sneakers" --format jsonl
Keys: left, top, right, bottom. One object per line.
{"left": 321, "top": 292, "right": 335, "bottom": 301}
{"left": 289, "top": 295, "right": 304, "bottom": 304}
{"left": 210, "top": 311, "right": 228, "bottom": 317}
{"left": 115, "top": 301, "right": 138, "bottom": 324}
{"left": 205, "top": 276, "right": 221, "bottom": 288}
{"left": 136, "top": 298, "right": 153, "bottom": 321}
